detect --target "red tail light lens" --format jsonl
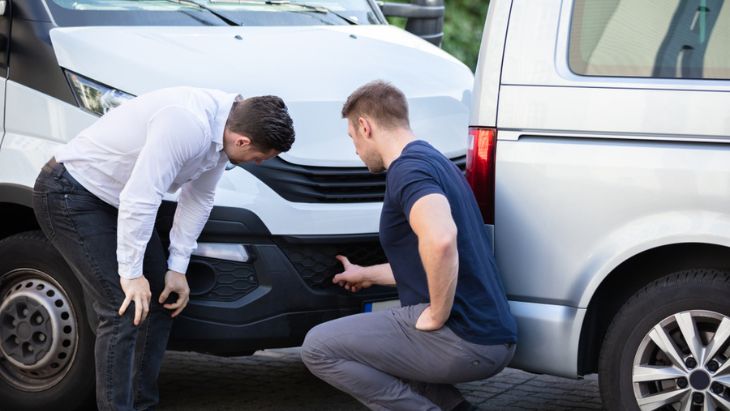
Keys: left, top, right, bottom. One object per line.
{"left": 466, "top": 127, "right": 497, "bottom": 224}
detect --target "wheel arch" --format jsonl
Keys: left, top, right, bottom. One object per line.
{"left": 577, "top": 242, "right": 730, "bottom": 375}
{"left": 0, "top": 184, "right": 39, "bottom": 240}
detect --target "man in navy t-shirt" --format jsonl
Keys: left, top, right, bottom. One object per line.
{"left": 301, "top": 81, "right": 517, "bottom": 411}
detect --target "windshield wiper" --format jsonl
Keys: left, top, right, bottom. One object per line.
{"left": 164, "top": 0, "right": 242, "bottom": 26}
{"left": 263, "top": 0, "right": 358, "bottom": 25}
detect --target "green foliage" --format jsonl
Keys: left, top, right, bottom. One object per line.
{"left": 443, "top": 0, "right": 490, "bottom": 71}
{"left": 386, "top": 0, "right": 490, "bottom": 72}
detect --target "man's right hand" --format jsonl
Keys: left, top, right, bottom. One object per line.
{"left": 333, "top": 255, "right": 373, "bottom": 292}
{"left": 119, "top": 276, "right": 152, "bottom": 326}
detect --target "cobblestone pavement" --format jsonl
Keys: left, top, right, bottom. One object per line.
{"left": 157, "top": 348, "right": 603, "bottom": 411}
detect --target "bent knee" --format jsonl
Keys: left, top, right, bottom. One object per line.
{"left": 301, "top": 323, "right": 329, "bottom": 367}
{"left": 302, "top": 320, "right": 352, "bottom": 371}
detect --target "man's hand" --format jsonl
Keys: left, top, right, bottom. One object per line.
{"left": 333, "top": 255, "right": 373, "bottom": 292}
{"left": 159, "top": 270, "right": 190, "bottom": 318}
{"left": 415, "top": 305, "right": 446, "bottom": 331}
{"left": 119, "top": 276, "right": 152, "bottom": 326}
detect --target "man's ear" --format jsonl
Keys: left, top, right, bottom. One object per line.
{"left": 358, "top": 116, "right": 372, "bottom": 139}
{"left": 237, "top": 135, "right": 253, "bottom": 148}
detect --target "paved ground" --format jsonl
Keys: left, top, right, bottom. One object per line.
{"left": 157, "top": 348, "right": 603, "bottom": 410}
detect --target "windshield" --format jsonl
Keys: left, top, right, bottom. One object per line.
{"left": 47, "top": 0, "right": 384, "bottom": 27}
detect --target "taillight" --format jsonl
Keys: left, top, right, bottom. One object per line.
{"left": 466, "top": 127, "right": 497, "bottom": 224}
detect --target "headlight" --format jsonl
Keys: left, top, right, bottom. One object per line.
{"left": 64, "top": 71, "right": 135, "bottom": 116}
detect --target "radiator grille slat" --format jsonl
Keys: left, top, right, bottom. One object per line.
{"left": 240, "top": 156, "right": 466, "bottom": 203}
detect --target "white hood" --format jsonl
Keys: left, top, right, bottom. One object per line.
{"left": 50, "top": 25, "right": 473, "bottom": 166}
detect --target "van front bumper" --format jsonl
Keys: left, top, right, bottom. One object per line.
{"left": 164, "top": 236, "right": 396, "bottom": 355}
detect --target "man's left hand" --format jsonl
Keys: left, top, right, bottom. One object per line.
{"left": 159, "top": 270, "right": 190, "bottom": 318}
{"left": 415, "top": 305, "right": 446, "bottom": 331}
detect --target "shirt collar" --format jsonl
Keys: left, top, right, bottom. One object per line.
{"left": 211, "top": 92, "right": 240, "bottom": 152}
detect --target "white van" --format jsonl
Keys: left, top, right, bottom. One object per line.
{"left": 468, "top": 1, "right": 730, "bottom": 410}
{"left": 0, "top": 1, "right": 472, "bottom": 409}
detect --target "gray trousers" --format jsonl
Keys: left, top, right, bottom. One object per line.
{"left": 301, "top": 303, "right": 515, "bottom": 411}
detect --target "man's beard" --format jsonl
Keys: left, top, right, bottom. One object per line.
{"left": 364, "top": 153, "right": 385, "bottom": 174}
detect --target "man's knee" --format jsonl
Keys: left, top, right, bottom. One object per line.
{"left": 302, "top": 315, "right": 375, "bottom": 374}
{"left": 301, "top": 319, "right": 354, "bottom": 375}
{"left": 301, "top": 323, "right": 330, "bottom": 371}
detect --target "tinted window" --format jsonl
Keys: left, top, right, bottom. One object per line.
{"left": 569, "top": 0, "right": 730, "bottom": 80}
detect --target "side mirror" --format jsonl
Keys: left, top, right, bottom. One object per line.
{"left": 379, "top": 0, "right": 444, "bottom": 47}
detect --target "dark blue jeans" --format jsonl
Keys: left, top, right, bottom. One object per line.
{"left": 32, "top": 159, "right": 173, "bottom": 411}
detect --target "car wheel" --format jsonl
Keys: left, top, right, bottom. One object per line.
{"left": 599, "top": 269, "right": 730, "bottom": 411}
{"left": 0, "top": 231, "right": 95, "bottom": 411}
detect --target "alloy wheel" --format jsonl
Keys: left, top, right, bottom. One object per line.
{"left": 633, "top": 310, "right": 730, "bottom": 410}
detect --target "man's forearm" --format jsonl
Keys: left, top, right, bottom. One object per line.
{"left": 117, "top": 198, "right": 160, "bottom": 279}
{"left": 419, "top": 237, "right": 459, "bottom": 325}
{"left": 365, "top": 263, "right": 397, "bottom": 286}
{"left": 407, "top": 194, "right": 461, "bottom": 327}
{"left": 168, "top": 174, "right": 219, "bottom": 274}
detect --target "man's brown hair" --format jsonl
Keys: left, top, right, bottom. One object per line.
{"left": 341, "top": 80, "right": 410, "bottom": 129}
{"left": 226, "top": 95, "right": 295, "bottom": 152}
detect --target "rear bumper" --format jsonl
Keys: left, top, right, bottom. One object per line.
{"left": 507, "top": 300, "right": 586, "bottom": 378}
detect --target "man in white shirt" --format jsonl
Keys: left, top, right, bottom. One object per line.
{"left": 32, "top": 87, "right": 295, "bottom": 411}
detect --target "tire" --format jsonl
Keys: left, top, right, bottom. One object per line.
{"left": 0, "top": 231, "right": 95, "bottom": 411}
{"left": 599, "top": 269, "right": 730, "bottom": 411}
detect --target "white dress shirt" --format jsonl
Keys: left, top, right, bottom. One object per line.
{"left": 56, "top": 87, "right": 239, "bottom": 279}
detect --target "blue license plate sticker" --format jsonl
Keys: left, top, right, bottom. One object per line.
{"left": 363, "top": 300, "right": 400, "bottom": 313}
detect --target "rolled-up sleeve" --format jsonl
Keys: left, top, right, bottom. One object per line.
{"left": 117, "top": 106, "right": 207, "bottom": 279}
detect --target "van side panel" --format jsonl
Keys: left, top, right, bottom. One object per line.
{"left": 0, "top": 81, "right": 94, "bottom": 187}
{"left": 470, "top": 0, "right": 513, "bottom": 127}
{"left": 496, "top": 135, "right": 730, "bottom": 306}
{"left": 499, "top": 85, "right": 730, "bottom": 140}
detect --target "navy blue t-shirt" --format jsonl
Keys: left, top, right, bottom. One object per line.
{"left": 380, "top": 140, "right": 517, "bottom": 345}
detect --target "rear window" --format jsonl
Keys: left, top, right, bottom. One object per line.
{"left": 569, "top": 0, "right": 730, "bottom": 80}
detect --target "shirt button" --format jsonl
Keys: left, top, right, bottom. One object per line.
{"left": 472, "top": 360, "right": 480, "bottom": 366}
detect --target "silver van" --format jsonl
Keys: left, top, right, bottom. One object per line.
{"left": 468, "top": 1, "right": 730, "bottom": 410}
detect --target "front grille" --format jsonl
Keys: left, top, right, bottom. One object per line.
{"left": 275, "top": 238, "right": 388, "bottom": 289}
{"left": 240, "top": 156, "right": 466, "bottom": 203}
